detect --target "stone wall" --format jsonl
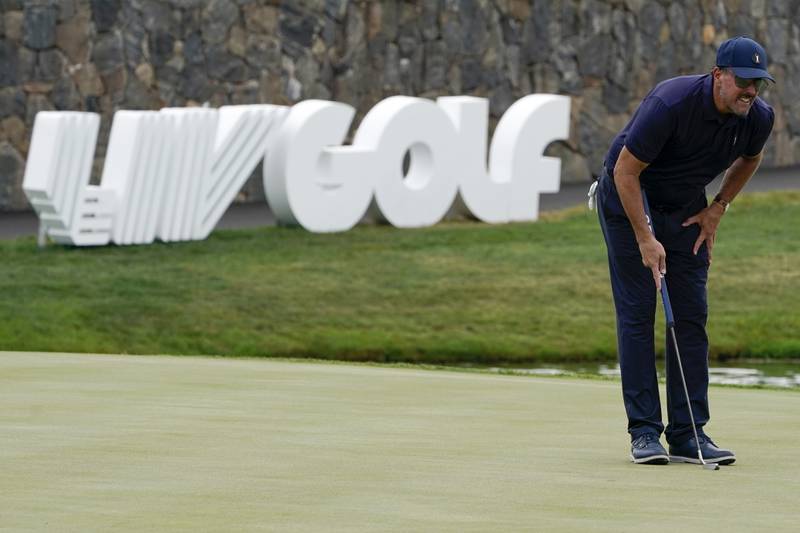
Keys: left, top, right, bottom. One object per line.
{"left": 2, "top": 0, "right": 799, "bottom": 211}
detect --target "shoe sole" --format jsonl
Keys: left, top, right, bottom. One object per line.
{"left": 669, "top": 454, "right": 736, "bottom": 466}
{"left": 630, "top": 453, "right": 670, "bottom": 465}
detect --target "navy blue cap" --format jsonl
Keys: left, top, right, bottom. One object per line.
{"left": 716, "top": 36, "right": 775, "bottom": 81}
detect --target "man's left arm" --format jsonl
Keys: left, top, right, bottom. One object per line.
{"left": 681, "top": 152, "right": 764, "bottom": 262}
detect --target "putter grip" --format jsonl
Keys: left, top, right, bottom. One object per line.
{"left": 659, "top": 279, "right": 676, "bottom": 328}
{"left": 641, "top": 191, "right": 676, "bottom": 328}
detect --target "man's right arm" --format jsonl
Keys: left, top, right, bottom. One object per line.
{"left": 613, "top": 146, "right": 667, "bottom": 290}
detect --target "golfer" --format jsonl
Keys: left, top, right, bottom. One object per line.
{"left": 595, "top": 36, "right": 775, "bottom": 465}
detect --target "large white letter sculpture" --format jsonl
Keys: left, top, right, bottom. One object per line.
{"left": 489, "top": 94, "right": 571, "bottom": 221}
{"left": 437, "top": 95, "right": 570, "bottom": 223}
{"left": 203, "top": 105, "right": 288, "bottom": 239}
{"left": 353, "top": 96, "right": 460, "bottom": 228}
{"left": 23, "top": 112, "right": 116, "bottom": 246}
{"left": 22, "top": 94, "right": 570, "bottom": 246}
{"left": 24, "top": 105, "right": 286, "bottom": 246}
{"left": 264, "top": 100, "right": 375, "bottom": 232}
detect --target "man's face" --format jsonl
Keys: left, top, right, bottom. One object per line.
{"left": 714, "top": 67, "right": 760, "bottom": 117}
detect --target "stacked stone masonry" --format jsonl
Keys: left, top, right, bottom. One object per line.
{"left": 1, "top": 0, "right": 799, "bottom": 211}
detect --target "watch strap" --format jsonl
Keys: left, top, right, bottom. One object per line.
{"left": 713, "top": 194, "right": 730, "bottom": 212}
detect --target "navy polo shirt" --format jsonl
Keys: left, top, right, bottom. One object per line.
{"left": 604, "top": 74, "right": 774, "bottom": 208}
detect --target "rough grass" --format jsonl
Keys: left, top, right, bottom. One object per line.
{"left": 1, "top": 191, "right": 798, "bottom": 364}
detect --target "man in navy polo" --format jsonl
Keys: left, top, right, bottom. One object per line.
{"left": 596, "top": 36, "right": 775, "bottom": 465}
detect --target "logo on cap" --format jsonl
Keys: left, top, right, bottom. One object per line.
{"left": 753, "top": 52, "right": 761, "bottom": 64}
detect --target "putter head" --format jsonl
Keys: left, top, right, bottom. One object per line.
{"left": 697, "top": 450, "right": 719, "bottom": 470}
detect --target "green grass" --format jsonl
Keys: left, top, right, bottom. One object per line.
{"left": 2, "top": 352, "right": 799, "bottom": 531}
{"left": 1, "top": 191, "right": 798, "bottom": 364}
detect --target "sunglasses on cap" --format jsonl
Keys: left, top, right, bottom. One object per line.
{"left": 731, "top": 72, "right": 770, "bottom": 92}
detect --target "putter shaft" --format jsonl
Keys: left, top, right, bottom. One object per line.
{"left": 668, "top": 324, "right": 708, "bottom": 466}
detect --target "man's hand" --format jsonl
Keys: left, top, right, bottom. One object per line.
{"left": 682, "top": 204, "right": 724, "bottom": 264}
{"left": 613, "top": 147, "right": 666, "bottom": 289}
{"left": 638, "top": 235, "right": 667, "bottom": 290}
{"left": 685, "top": 151, "right": 763, "bottom": 264}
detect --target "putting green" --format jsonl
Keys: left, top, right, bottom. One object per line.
{"left": 1, "top": 352, "right": 798, "bottom": 531}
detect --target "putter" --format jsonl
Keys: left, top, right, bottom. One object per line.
{"left": 642, "top": 192, "right": 720, "bottom": 471}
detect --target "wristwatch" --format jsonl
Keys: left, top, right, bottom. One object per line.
{"left": 712, "top": 194, "right": 730, "bottom": 213}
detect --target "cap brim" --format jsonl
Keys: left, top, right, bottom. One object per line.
{"left": 730, "top": 66, "right": 775, "bottom": 82}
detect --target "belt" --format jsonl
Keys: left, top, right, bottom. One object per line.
{"left": 649, "top": 203, "right": 682, "bottom": 214}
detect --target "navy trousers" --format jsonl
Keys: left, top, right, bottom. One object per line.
{"left": 596, "top": 170, "right": 711, "bottom": 445}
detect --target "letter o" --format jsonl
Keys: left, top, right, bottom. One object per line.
{"left": 352, "top": 96, "right": 459, "bottom": 228}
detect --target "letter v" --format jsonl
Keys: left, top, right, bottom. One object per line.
{"left": 196, "top": 105, "right": 289, "bottom": 240}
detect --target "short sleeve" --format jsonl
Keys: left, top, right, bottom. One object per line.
{"left": 624, "top": 96, "right": 675, "bottom": 163}
{"left": 744, "top": 104, "right": 775, "bottom": 157}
